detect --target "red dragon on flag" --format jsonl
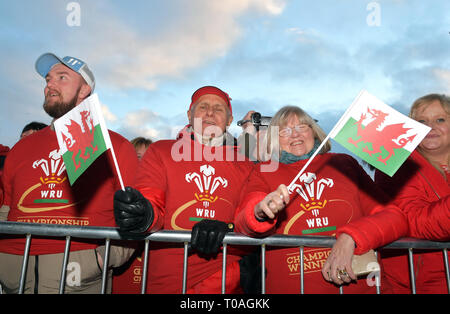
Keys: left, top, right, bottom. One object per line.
{"left": 55, "top": 94, "right": 125, "bottom": 187}
{"left": 348, "top": 107, "right": 417, "bottom": 165}
{"left": 62, "top": 110, "right": 98, "bottom": 171}
{"left": 287, "top": 90, "right": 431, "bottom": 190}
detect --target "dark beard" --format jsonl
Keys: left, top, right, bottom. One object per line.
{"left": 43, "top": 88, "right": 80, "bottom": 119}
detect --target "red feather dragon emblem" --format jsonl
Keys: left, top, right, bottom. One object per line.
{"left": 348, "top": 107, "right": 417, "bottom": 165}
{"left": 62, "top": 110, "right": 98, "bottom": 171}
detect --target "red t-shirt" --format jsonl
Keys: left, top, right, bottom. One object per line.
{"left": 235, "top": 153, "right": 397, "bottom": 294}
{"left": 135, "top": 130, "right": 255, "bottom": 293}
{"left": 0, "top": 126, "right": 138, "bottom": 255}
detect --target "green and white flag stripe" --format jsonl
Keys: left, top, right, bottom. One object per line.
{"left": 61, "top": 124, "right": 108, "bottom": 184}
{"left": 330, "top": 90, "right": 431, "bottom": 176}
{"left": 288, "top": 90, "right": 430, "bottom": 192}
{"left": 333, "top": 117, "right": 414, "bottom": 176}
{"left": 54, "top": 94, "right": 123, "bottom": 187}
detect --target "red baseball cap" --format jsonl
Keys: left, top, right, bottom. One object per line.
{"left": 189, "top": 86, "right": 232, "bottom": 114}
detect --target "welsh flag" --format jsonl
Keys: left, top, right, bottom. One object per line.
{"left": 330, "top": 90, "right": 431, "bottom": 176}
{"left": 54, "top": 94, "right": 113, "bottom": 185}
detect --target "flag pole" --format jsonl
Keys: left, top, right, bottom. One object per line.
{"left": 93, "top": 97, "right": 126, "bottom": 191}
{"left": 109, "top": 145, "right": 125, "bottom": 191}
{"left": 287, "top": 90, "right": 365, "bottom": 194}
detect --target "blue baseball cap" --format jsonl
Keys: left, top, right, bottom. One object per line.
{"left": 35, "top": 53, "right": 95, "bottom": 92}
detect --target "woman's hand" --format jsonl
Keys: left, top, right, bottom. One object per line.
{"left": 322, "top": 233, "right": 357, "bottom": 285}
{"left": 254, "top": 184, "right": 290, "bottom": 220}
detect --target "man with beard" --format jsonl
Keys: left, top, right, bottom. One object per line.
{"left": 0, "top": 53, "right": 138, "bottom": 293}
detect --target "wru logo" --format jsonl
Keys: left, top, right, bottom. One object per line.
{"left": 186, "top": 165, "right": 228, "bottom": 206}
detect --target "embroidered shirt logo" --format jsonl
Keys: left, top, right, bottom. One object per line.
{"left": 294, "top": 172, "right": 334, "bottom": 213}
{"left": 185, "top": 165, "right": 228, "bottom": 204}
{"left": 33, "top": 149, "right": 67, "bottom": 185}
{"left": 284, "top": 172, "right": 335, "bottom": 235}
{"left": 18, "top": 149, "right": 76, "bottom": 213}
{"left": 171, "top": 165, "right": 230, "bottom": 230}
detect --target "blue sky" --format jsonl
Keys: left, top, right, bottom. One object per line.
{"left": 1, "top": 0, "right": 449, "bottom": 153}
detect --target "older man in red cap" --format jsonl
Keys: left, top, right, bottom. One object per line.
{"left": 114, "top": 86, "right": 256, "bottom": 293}
{"left": 187, "top": 85, "right": 233, "bottom": 144}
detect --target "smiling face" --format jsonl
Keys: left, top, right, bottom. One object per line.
{"left": 43, "top": 63, "right": 91, "bottom": 119}
{"left": 278, "top": 114, "right": 315, "bottom": 156}
{"left": 413, "top": 100, "right": 450, "bottom": 157}
{"left": 187, "top": 94, "right": 233, "bottom": 138}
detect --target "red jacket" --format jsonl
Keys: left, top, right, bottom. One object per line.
{"left": 374, "top": 150, "right": 449, "bottom": 293}
{"left": 338, "top": 150, "right": 449, "bottom": 293}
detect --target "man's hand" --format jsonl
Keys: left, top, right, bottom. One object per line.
{"left": 114, "top": 187, "right": 154, "bottom": 233}
{"left": 191, "top": 219, "right": 234, "bottom": 255}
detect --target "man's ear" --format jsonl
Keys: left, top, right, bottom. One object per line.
{"left": 187, "top": 109, "right": 192, "bottom": 124}
{"left": 227, "top": 115, "right": 233, "bottom": 127}
{"left": 79, "top": 84, "right": 92, "bottom": 99}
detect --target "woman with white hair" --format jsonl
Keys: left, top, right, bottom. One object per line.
{"left": 235, "top": 105, "right": 407, "bottom": 294}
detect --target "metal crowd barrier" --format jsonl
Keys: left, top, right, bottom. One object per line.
{"left": 0, "top": 221, "right": 449, "bottom": 294}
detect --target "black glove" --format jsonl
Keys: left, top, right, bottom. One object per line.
{"left": 190, "top": 219, "right": 234, "bottom": 255}
{"left": 114, "top": 186, "right": 154, "bottom": 233}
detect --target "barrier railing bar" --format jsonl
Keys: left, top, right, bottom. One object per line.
{"left": 408, "top": 248, "right": 416, "bottom": 294}
{"left": 222, "top": 243, "right": 227, "bottom": 294}
{"left": 299, "top": 246, "right": 304, "bottom": 294}
{"left": 58, "top": 236, "right": 71, "bottom": 294}
{"left": 141, "top": 239, "right": 149, "bottom": 294}
{"left": 101, "top": 238, "right": 111, "bottom": 294}
{"left": 1, "top": 221, "right": 449, "bottom": 295}
{"left": 18, "top": 234, "right": 32, "bottom": 294}
{"left": 1, "top": 222, "right": 449, "bottom": 250}
{"left": 261, "top": 244, "right": 266, "bottom": 294}
{"left": 443, "top": 248, "right": 450, "bottom": 294}
{"left": 375, "top": 251, "right": 381, "bottom": 295}
{"left": 182, "top": 242, "right": 189, "bottom": 294}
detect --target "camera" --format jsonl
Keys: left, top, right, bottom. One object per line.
{"left": 251, "top": 112, "right": 271, "bottom": 127}
{"left": 237, "top": 112, "right": 272, "bottom": 129}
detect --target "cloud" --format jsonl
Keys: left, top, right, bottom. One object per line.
{"left": 76, "top": 0, "right": 286, "bottom": 91}
{"left": 0, "top": 0, "right": 286, "bottom": 146}
{"left": 114, "top": 107, "right": 187, "bottom": 142}
{"left": 433, "top": 69, "right": 450, "bottom": 94}
{"left": 100, "top": 103, "right": 117, "bottom": 123}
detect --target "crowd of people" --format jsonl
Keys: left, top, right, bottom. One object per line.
{"left": 0, "top": 53, "right": 448, "bottom": 294}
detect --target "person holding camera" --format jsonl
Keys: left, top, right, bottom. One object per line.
{"left": 234, "top": 105, "right": 407, "bottom": 294}
{"left": 113, "top": 86, "right": 255, "bottom": 293}
{"left": 237, "top": 111, "right": 271, "bottom": 162}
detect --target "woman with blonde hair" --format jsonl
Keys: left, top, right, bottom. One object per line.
{"left": 371, "top": 94, "right": 449, "bottom": 293}
{"left": 323, "top": 94, "right": 449, "bottom": 294}
{"left": 234, "top": 105, "right": 406, "bottom": 293}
